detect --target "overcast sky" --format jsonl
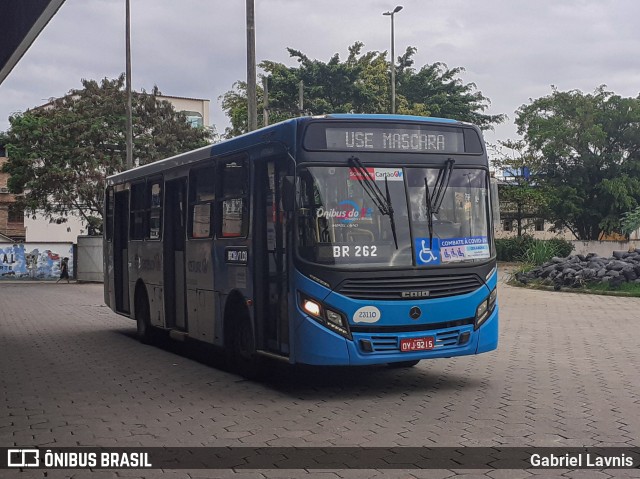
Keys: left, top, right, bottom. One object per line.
{"left": 1, "top": 0, "right": 639, "bottom": 148}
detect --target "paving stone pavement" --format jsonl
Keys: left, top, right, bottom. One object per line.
{"left": 1, "top": 278, "right": 639, "bottom": 479}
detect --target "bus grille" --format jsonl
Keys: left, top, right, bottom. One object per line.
{"left": 336, "top": 274, "right": 483, "bottom": 300}
{"left": 369, "top": 329, "right": 463, "bottom": 353}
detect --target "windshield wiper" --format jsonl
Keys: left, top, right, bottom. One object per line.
{"left": 431, "top": 158, "right": 455, "bottom": 213}
{"left": 348, "top": 156, "right": 398, "bottom": 249}
{"left": 384, "top": 175, "right": 399, "bottom": 250}
{"left": 423, "top": 158, "right": 455, "bottom": 249}
{"left": 424, "top": 177, "right": 435, "bottom": 249}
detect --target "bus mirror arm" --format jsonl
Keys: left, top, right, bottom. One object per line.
{"left": 282, "top": 176, "right": 296, "bottom": 212}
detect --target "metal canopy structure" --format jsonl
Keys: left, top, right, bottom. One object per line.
{"left": 0, "top": 0, "right": 66, "bottom": 85}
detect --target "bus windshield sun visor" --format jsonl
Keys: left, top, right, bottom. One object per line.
{"left": 347, "top": 156, "right": 398, "bottom": 249}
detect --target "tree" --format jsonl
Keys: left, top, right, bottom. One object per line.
{"left": 491, "top": 140, "right": 550, "bottom": 237}
{"left": 396, "top": 51, "right": 505, "bottom": 130}
{"left": 220, "top": 42, "right": 505, "bottom": 137}
{"left": 621, "top": 207, "right": 640, "bottom": 237}
{"left": 515, "top": 86, "right": 640, "bottom": 240}
{"left": 2, "top": 75, "right": 211, "bottom": 233}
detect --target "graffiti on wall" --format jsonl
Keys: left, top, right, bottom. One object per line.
{"left": 0, "top": 243, "right": 74, "bottom": 280}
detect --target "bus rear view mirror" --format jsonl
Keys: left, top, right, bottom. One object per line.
{"left": 282, "top": 176, "right": 295, "bottom": 212}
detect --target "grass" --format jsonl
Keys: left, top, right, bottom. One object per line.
{"left": 518, "top": 239, "right": 560, "bottom": 266}
{"left": 583, "top": 281, "right": 640, "bottom": 297}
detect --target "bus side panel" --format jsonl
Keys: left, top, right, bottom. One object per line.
{"left": 185, "top": 239, "right": 217, "bottom": 344}
{"left": 212, "top": 239, "right": 253, "bottom": 341}
{"left": 128, "top": 240, "right": 165, "bottom": 327}
{"left": 103, "top": 238, "right": 113, "bottom": 309}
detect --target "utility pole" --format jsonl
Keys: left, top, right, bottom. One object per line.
{"left": 125, "top": 0, "right": 133, "bottom": 169}
{"left": 246, "top": 0, "right": 258, "bottom": 131}
{"left": 383, "top": 5, "right": 403, "bottom": 114}
{"left": 298, "top": 80, "right": 304, "bottom": 115}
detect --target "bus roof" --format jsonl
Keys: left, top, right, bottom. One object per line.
{"left": 106, "top": 114, "right": 470, "bottom": 185}
{"left": 322, "top": 113, "right": 462, "bottom": 124}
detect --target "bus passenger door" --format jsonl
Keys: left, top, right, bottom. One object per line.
{"left": 114, "top": 190, "right": 130, "bottom": 314}
{"left": 255, "top": 159, "right": 289, "bottom": 356}
{"left": 164, "top": 178, "right": 188, "bottom": 330}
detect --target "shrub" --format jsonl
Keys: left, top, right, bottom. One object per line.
{"left": 546, "top": 237, "right": 574, "bottom": 258}
{"left": 519, "top": 239, "right": 559, "bottom": 266}
{"left": 495, "top": 235, "right": 534, "bottom": 262}
{"left": 495, "top": 235, "right": 574, "bottom": 262}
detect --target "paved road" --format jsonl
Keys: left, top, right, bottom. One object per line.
{"left": 1, "top": 279, "right": 640, "bottom": 479}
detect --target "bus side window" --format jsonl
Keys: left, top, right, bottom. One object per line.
{"left": 148, "top": 180, "right": 162, "bottom": 240}
{"left": 219, "top": 159, "right": 248, "bottom": 238}
{"left": 189, "top": 166, "right": 215, "bottom": 239}
{"left": 130, "top": 182, "right": 147, "bottom": 240}
{"left": 105, "top": 187, "right": 114, "bottom": 241}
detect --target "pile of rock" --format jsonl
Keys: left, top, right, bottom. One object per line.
{"left": 514, "top": 250, "right": 640, "bottom": 289}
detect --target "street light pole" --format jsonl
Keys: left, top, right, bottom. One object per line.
{"left": 383, "top": 5, "right": 403, "bottom": 114}
{"left": 246, "top": 0, "right": 258, "bottom": 132}
{"left": 125, "top": 0, "right": 133, "bottom": 169}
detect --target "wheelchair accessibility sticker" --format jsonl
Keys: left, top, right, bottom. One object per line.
{"left": 415, "top": 238, "right": 441, "bottom": 266}
{"left": 415, "top": 236, "right": 490, "bottom": 265}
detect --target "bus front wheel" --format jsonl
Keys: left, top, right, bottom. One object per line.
{"left": 135, "top": 290, "right": 154, "bottom": 344}
{"left": 230, "top": 318, "right": 262, "bottom": 378}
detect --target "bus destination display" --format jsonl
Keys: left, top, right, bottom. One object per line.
{"left": 324, "top": 127, "right": 464, "bottom": 153}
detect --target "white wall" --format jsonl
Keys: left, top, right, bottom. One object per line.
{"left": 76, "top": 235, "right": 103, "bottom": 282}
{"left": 25, "top": 213, "right": 86, "bottom": 243}
{"left": 571, "top": 241, "right": 640, "bottom": 258}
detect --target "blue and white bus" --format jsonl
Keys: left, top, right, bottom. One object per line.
{"left": 104, "top": 114, "right": 498, "bottom": 372}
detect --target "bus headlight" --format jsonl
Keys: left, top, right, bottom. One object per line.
{"left": 299, "top": 294, "right": 351, "bottom": 339}
{"left": 488, "top": 288, "right": 497, "bottom": 308}
{"left": 302, "top": 298, "right": 321, "bottom": 317}
{"left": 475, "top": 287, "right": 497, "bottom": 330}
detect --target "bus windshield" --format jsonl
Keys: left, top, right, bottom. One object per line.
{"left": 296, "top": 165, "right": 491, "bottom": 268}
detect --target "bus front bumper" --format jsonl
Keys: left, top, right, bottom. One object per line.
{"left": 293, "top": 306, "right": 498, "bottom": 366}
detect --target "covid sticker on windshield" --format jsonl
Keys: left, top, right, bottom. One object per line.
{"left": 440, "top": 236, "right": 490, "bottom": 262}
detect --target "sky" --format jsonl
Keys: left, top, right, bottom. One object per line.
{"left": 1, "top": 0, "right": 640, "bottom": 149}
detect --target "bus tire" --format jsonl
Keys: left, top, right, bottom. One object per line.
{"left": 388, "top": 360, "right": 420, "bottom": 368}
{"left": 232, "top": 317, "right": 262, "bottom": 378}
{"left": 135, "top": 287, "right": 154, "bottom": 344}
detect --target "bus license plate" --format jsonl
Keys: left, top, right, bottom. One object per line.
{"left": 400, "top": 337, "right": 435, "bottom": 352}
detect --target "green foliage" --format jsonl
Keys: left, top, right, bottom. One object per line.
{"left": 515, "top": 86, "right": 640, "bottom": 240}
{"left": 2, "top": 75, "right": 212, "bottom": 233}
{"left": 621, "top": 206, "right": 640, "bottom": 235}
{"left": 584, "top": 281, "right": 640, "bottom": 296}
{"left": 221, "top": 42, "right": 505, "bottom": 138}
{"left": 496, "top": 235, "right": 534, "bottom": 262}
{"left": 519, "top": 240, "right": 560, "bottom": 266}
{"left": 496, "top": 235, "right": 573, "bottom": 262}
{"left": 491, "top": 140, "right": 552, "bottom": 236}
{"left": 545, "top": 238, "right": 575, "bottom": 258}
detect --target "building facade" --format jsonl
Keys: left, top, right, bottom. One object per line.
{"left": 0, "top": 149, "right": 26, "bottom": 242}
